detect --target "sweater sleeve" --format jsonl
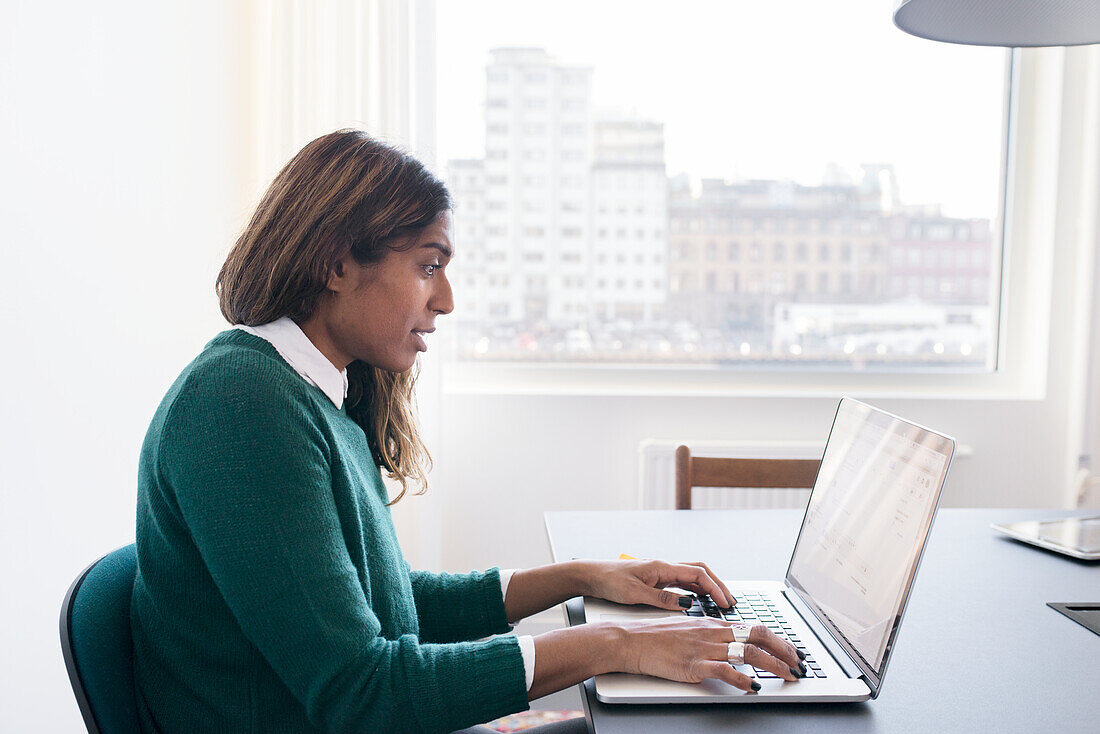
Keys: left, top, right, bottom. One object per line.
{"left": 158, "top": 356, "right": 529, "bottom": 733}
{"left": 408, "top": 567, "right": 514, "bottom": 643}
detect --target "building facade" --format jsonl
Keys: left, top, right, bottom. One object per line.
{"left": 667, "top": 175, "right": 888, "bottom": 339}
{"left": 589, "top": 117, "right": 668, "bottom": 323}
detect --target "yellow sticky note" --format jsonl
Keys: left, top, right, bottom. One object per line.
{"left": 618, "top": 553, "right": 636, "bottom": 560}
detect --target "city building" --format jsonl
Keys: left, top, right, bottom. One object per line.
{"left": 666, "top": 173, "right": 888, "bottom": 340}
{"left": 589, "top": 117, "right": 668, "bottom": 322}
{"left": 885, "top": 211, "right": 995, "bottom": 305}
{"left": 475, "top": 47, "right": 593, "bottom": 325}
{"left": 445, "top": 158, "right": 488, "bottom": 321}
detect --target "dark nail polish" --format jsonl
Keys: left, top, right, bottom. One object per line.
{"left": 796, "top": 648, "right": 806, "bottom": 661}
{"left": 750, "top": 681, "right": 762, "bottom": 692}
{"left": 789, "top": 667, "right": 801, "bottom": 678}
{"left": 799, "top": 662, "right": 807, "bottom": 676}
{"left": 678, "top": 595, "right": 693, "bottom": 609}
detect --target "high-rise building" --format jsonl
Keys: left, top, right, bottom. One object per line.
{"left": 478, "top": 47, "right": 593, "bottom": 325}
{"left": 446, "top": 158, "right": 490, "bottom": 320}
{"left": 589, "top": 117, "right": 668, "bottom": 322}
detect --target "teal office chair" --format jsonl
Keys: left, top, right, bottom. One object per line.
{"left": 60, "top": 544, "right": 141, "bottom": 734}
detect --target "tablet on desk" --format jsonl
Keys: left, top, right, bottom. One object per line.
{"left": 991, "top": 515, "right": 1100, "bottom": 560}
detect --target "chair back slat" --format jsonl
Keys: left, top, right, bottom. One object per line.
{"left": 675, "top": 445, "right": 821, "bottom": 510}
{"left": 692, "top": 457, "right": 820, "bottom": 489}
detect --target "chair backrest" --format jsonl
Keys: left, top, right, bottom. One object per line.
{"left": 60, "top": 544, "right": 141, "bottom": 734}
{"left": 674, "top": 445, "right": 821, "bottom": 510}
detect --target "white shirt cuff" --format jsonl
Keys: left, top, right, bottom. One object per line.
{"left": 499, "top": 568, "right": 517, "bottom": 608}
{"left": 499, "top": 569, "right": 535, "bottom": 692}
{"left": 517, "top": 634, "right": 536, "bottom": 692}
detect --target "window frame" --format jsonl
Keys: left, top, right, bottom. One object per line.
{"left": 442, "top": 50, "right": 1063, "bottom": 401}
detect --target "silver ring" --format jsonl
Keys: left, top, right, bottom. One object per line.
{"left": 731, "top": 622, "right": 752, "bottom": 643}
{"left": 727, "top": 641, "right": 747, "bottom": 665}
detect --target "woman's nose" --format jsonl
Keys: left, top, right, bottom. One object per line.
{"left": 431, "top": 273, "right": 454, "bottom": 315}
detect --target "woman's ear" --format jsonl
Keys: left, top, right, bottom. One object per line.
{"left": 326, "top": 255, "right": 353, "bottom": 293}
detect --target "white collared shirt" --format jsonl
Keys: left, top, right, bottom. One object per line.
{"left": 234, "top": 319, "right": 536, "bottom": 691}
{"left": 235, "top": 318, "right": 348, "bottom": 408}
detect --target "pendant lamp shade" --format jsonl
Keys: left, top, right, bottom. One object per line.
{"left": 893, "top": 0, "right": 1100, "bottom": 47}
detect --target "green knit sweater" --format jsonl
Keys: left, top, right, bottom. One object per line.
{"left": 131, "top": 330, "right": 529, "bottom": 733}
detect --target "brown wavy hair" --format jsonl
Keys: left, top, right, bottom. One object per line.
{"left": 216, "top": 129, "right": 451, "bottom": 504}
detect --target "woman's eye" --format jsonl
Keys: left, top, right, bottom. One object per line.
{"left": 422, "top": 264, "right": 439, "bottom": 276}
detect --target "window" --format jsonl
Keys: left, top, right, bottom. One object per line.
{"left": 439, "top": 1, "right": 1007, "bottom": 371}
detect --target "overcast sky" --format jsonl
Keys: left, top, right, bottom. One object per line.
{"left": 436, "top": 0, "right": 1008, "bottom": 220}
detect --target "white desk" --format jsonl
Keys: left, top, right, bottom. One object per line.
{"left": 545, "top": 509, "right": 1099, "bottom": 734}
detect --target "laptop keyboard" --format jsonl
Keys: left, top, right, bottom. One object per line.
{"left": 684, "top": 592, "right": 827, "bottom": 678}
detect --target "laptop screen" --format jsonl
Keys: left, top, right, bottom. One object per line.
{"left": 786, "top": 398, "right": 954, "bottom": 682}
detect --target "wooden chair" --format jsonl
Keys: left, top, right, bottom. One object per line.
{"left": 674, "top": 445, "right": 821, "bottom": 510}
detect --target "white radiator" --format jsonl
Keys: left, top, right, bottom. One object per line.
{"left": 637, "top": 439, "right": 824, "bottom": 510}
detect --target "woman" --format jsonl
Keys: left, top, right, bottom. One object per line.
{"left": 130, "top": 130, "right": 804, "bottom": 734}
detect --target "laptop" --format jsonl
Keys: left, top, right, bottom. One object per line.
{"left": 582, "top": 397, "right": 956, "bottom": 703}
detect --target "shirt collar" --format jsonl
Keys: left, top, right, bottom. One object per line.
{"left": 235, "top": 317, "right": 349, "bottom": 409}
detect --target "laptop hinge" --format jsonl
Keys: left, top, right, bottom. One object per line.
{"left": 782, "top": 586, "right": 866, "bottom": 681}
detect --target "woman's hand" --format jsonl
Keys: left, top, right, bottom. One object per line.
{"left": 615, "top": 616, "right": 805, "bottom": 692}
{"left": 579, "top": 558, "right": 736, "bottom": 610}
{"left": 529, "top": 616, "right": 805, "bottom": 699}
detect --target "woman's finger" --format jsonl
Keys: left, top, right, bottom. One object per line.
{"left": 671, "top": 582, "right": 735, "bottom": 610}
{"left": 742, "top": 643, "right": 802, "bottom": 682}
{"left": 747, "top": 625, "right": 804, "bottom": 671}
{"left": 672, "top": 564, "right": 733, "bottom": 608}
{"left": 692, "top": 660, "right": 760, "bottom": 693}
{"left": 638, "top": 584, "right": 694, "bottom": 611}
{"left": 682, "top": 561, "right": 735, "bottom": 608}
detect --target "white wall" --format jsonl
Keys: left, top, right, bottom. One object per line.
{"left": 0, "top": 2, "right": 253, "bottom": 730}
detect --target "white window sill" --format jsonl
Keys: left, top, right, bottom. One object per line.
{"left": 441, "top": 361, "right": 1044, "bottom": 400}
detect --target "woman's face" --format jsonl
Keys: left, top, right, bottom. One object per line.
{"left": 312, "top": 211, "right": 455, "bottom": 372}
